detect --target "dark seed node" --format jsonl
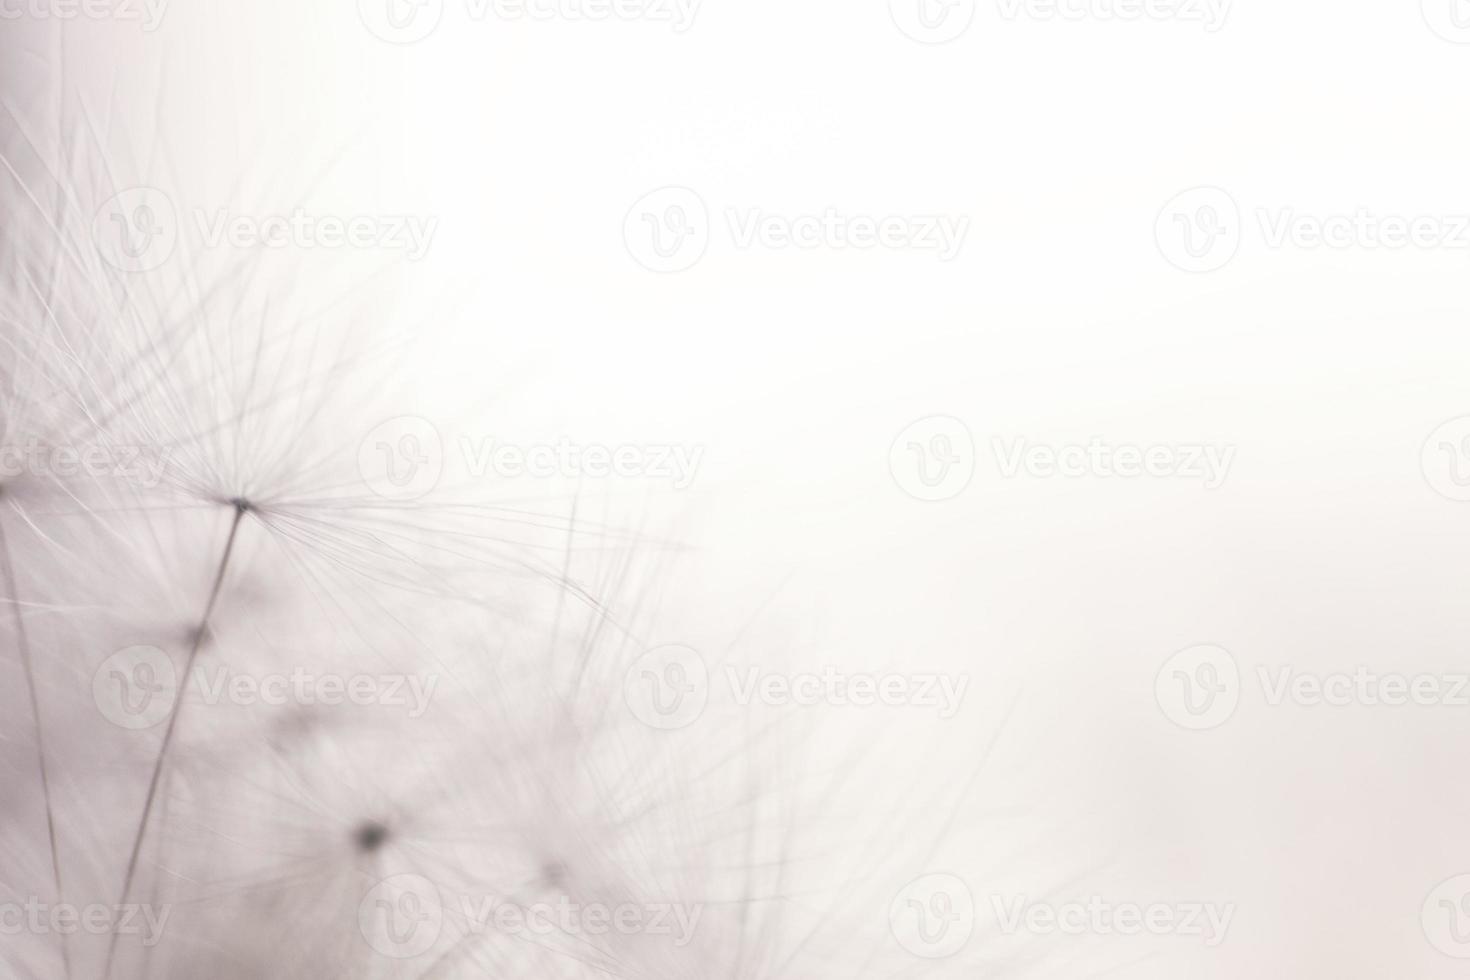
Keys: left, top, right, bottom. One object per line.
{"left": 354, "top": 821, "right": 390, "bottom": 854}
{"left": 540, "top": 860, "right": 568, "bottom": 887}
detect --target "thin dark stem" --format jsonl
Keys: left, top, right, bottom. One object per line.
{"left": 103, "top": 505, "right": 247, "bottom": 979}
{"left": 0, "top": 515, "right": 70, "bottom": 980}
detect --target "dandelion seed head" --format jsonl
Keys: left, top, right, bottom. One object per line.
{"left": 0, "top": 85, "right": 990, "bottom": 980}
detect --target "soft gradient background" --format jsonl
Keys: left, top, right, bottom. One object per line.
{"left": 5, "top": 1, "right": 1470, "bottom": 977}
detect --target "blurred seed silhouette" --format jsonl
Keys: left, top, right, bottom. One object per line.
{"left": 352, "top": 820, "right": 390, "bottom": 854}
